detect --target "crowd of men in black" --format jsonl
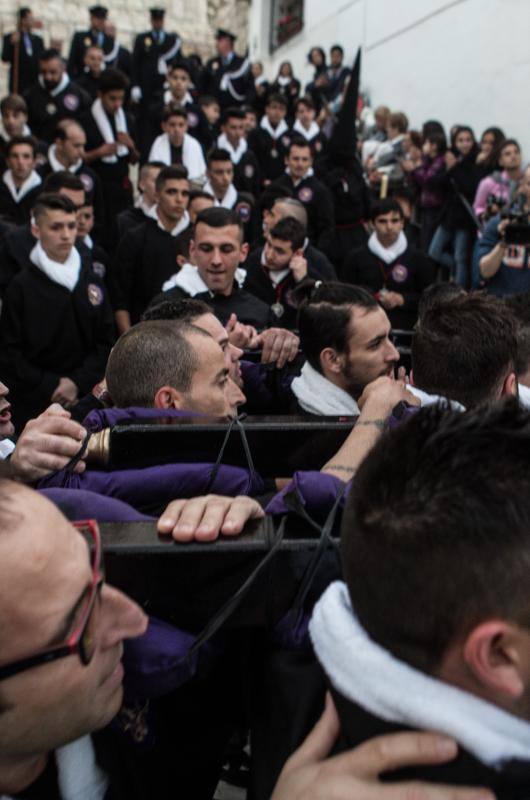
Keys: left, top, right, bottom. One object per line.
{"left": 1, "top": 5, "right": 530, "bottom": 800}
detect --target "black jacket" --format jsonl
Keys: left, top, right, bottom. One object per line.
{"left": 67, "top": 29, "right": 115, "bottom": 78}
{"left": 112, "top": 218, "right": 191, "bottom": 321}
{"left": 0, "top": 177, "right": 41, "bottom": 225}
{"left": 132, "top": 30, "right": 181, "bottom": 98}
{"left": 201, "top": 54, "right": 253, "bottom": 109}
{"left": 1, "top": 30, "right": 44, "bottom": 93}
{"left": 271, "top": 173, "right": 335, "bottom": 255}
{"left": 24, "top": 79, "right": 92, "bottom": 143}
{"left": 247, "top": 125, "right": 291, "bottom": 184}
{"left": 0, "top": 255, "right": 114, "bottom": 428}
{"left": 154, "top": 282, "right": 272, "bottom": 329}
{"left": 342, "top": 243, "right": 436, "bottom": 329}
{"left": 441, "top": 149, "right": 482, "bottom": 231}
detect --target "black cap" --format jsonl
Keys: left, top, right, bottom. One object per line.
{"left": 89, "top": 5, "right": 108, "bottom": 18}
{"left": 149, "top": 7, "right": 165, "bottom": 18}
{"left": 329, "top": 48, "right": 361, "bottom": 164}
{"left": 216, "top": 28, "right": 236, "bottom": 42}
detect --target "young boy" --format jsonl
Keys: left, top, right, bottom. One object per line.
{"left": 0, "top": 135, "right": 42, "bottom": 224}
{"left": 248, "top": 93, "right": 290, "bottom": 185}
{"left": 217, "top": 107, "right": 260, "bottom": 196}
{"left": 148, "top": 106, "right": 206, "bottom": 182}
{"left": 291, "top": 96, "right": 327, "bottom": 160}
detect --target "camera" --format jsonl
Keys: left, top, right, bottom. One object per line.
{"left": 502, "top": 196, "right": 530, "bottom": 246}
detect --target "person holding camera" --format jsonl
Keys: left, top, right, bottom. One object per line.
{"left": 477, "top": 165, "right": 530, "bottom": 296}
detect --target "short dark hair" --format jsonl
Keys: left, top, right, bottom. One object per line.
{"left": 295, "top": 96, "right": 315, "bottom": 112}
{"left": 162, "top": 104, "right": 188, "bottom": 123}
{"left": 388, "top": 111, "right": 408, "bottom": 133}
{"left": 412, "top": 293, "right": 517, "bottom": 408}
{"left": 155, "top": 165, "right": 189, "bottom": 192}
{"left": 5, "top": 135, "right": 36, "bottom": 158}
{"left": 259, "top": 186, "right": 292, "bottom": 213}
{"left": 207, "top": 148, "right": 232, "bottom": 166}
{"left": 287, "top": 137, "right": 311, "bottom": 156}
{"left": 168, "top": 59, "right": 191, "bottom": 77}
{"left": 39, "top": 48, "right": 62, "bottom": 63}
{"left": 43, "top": 171, "right": 85, "bottom": 194}
{"left": 32, "top": 193, "right": 77, "bottom": 222}
{"left": 198, "top": 95, "right": 219, "bottom": 108}
{"left": 297, "top": 282, "right": 378, "bottom": 373}
{"left": 142, "top": 298, "right": 212, "bottom": 322}
{"left": 269, "top": 217, "right": 305, "bottom": 251}
{"left": 424, "top": 131, "right": 447, "bottom": 155}
{"left": 266, "top": 93, "right": 288, "bottom": 110}
{"left": 370, "top": 198, "right": 404, "bottom": 222}
{"left": 105, "top": 321, "right": 210, "bottom": 407}
{"left": 416, "top": 282, "right": 466, "bottom": 321}
{"left": 498, "top": 137, "right": 520, "bottom": 157}
{"left": 194, "top": 206, "right": 244, "bottom": 237}
{"left": 188, "top": 189, "right": 215, "bottom": 204}
{"left": 222, "top": 107, "right": 245, "bottom": 125}
{"left": 98, "top": 68, "right": 129, "bottom": 94}
{"left": 330, "top": 44, "right": 343, "bottom": 55}
{"left": 0, "top": 94, "right": 27, "bottom": 116}
{"left": 342, "top": 398, "right": 530, "bottom": 674}
{"left": 19, "top": 7, "right": 32, "bottom": 20}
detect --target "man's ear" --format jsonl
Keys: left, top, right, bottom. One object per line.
{"left": 239, "top": 242, "right": 249, "bottom": 263}
{"left": 501, "top": 371, "right": 518, "bottom": 398}
{"left": 320, "top": 347, "right": 343, "bottom": 376}
{"left": 176, "top": 254, "right": 187, "bottom": 268}
{"left": 293, "top": 247, "right": 304, "bottom": 258}
{"left": 409, "top": 368, "right": 415, "bottom": 387}
{"left": 30, "top": 220, "right": 40, "bottom": 241}
{"left": 463, "top": 620, "right": 526, "bottom": 700}
{"left": 153, "top": 386, "right": 183, "bottom": 410}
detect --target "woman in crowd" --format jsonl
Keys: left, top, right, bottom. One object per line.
{"left": 405, "top": 130, "right": 447, "bottom": 251}
{"left": 269, "top": 60, "right": 301, "bottom": 120}
{"left": 476, "top": 126, "right": 505, "bottom": 176}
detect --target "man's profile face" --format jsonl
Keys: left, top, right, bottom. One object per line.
{"left": 194, "top": 312, "right": 244, "bottom": 386}
{"left": 6, "top": 145, "right": 35, "bottom": 182}
{"left": 101, "top": 89, "right": 125, "bottom": 115}
{"left": 58, "top": 127, "right": 86, "bottom": 165}
{"left": 182, "top": 333, "right": 232, "bottom": 416}
{"left": 373, "top": 210, "right": 404, "bottom": 248}
{"left": 32, "top": 210, "right": 77, "bottom": 263}
{"left": 0, "top": 382, "right": 14, "bottom": 438}
{"left": 264, "top": 234, "right": 295, "bottom": 271}
{"left": 163, "top": 115, "right": 187, "bottom": 147}
{"left": 340, "top": 306, "right": 399, "bottom": 397}
{"left": 167, "top": 69, "right": 189, "bottom": 97}
{"left": 76, "top": 205, "right": 94, "bottom": 238}
{"left": 0, "top": 485, "right": 147, "bottom": 766}
{"left": 39, "top": 57, "right": 64, "bottom": 90}
{"left": 139, "top": 166, "right": 161, "bottom": 206}
{"left": 156, "top": 178, "right": 189, "bottom": 222}
{"left": 2, "top": 109, "right": 27, "bottom": 138}
{"left": 191, "top": 222, "right": 247, "bottom": 296}
{"left": 207, "top": 160, "right": 234, "bottom": 195}
{"left": 286, "top": 145, "right": 312, "bottom": 180}
{"left": 223, "top": 117, "right": 245, "bottom": 145}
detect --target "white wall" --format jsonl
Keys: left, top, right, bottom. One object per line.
{"left": 249, "top": 0, "right": 530, "bottom": 156}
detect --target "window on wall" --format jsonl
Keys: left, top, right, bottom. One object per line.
{"left": 270, "top": 0, "right": 304, "bottom": 52}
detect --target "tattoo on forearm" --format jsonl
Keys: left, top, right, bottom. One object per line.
{"left": 356, "top": 418, "right": 387, "bottom": 431}
{"left": 325, "top": 464, "right": 357, "bottom": 475}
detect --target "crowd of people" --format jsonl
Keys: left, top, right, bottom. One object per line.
{"left": 1, "top": 4, "right": 530, "bottom": 800}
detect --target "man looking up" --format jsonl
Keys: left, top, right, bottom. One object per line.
{"left": 0, "top": 135, "right": 41, "bottom": 224}
{"left": 0, "top": 193, "right": 114, "bottom": 429}
{"left": 156, "top": 206, "right": 270, "bottom": 328}
{"left": 291, "top": 282, "right": 399, "bottom": 416}
{"left": 113, "top": 164, "right": 191, "bottom": 331}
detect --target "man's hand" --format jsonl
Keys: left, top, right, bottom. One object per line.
{"left": 10, "top": 405, "right": 87, "bottom": 482}
{"left": 257, "top": 328, "right": 300, "bottom": 369}
{"left": 289, "top": 253, "right": 308, "bottom": 283}
{"left": 225, "top": 313, "right": 260, "bottom": 349}
{"left": 380, "top": 291, "right": 405, "bottom": 310}
{"left": 98, "top": 142, "right": 119, "bottom": 158}
{"left": 158, "top": 495, "right": 265, "bottom": 542}
{"left": 272, "top": 694, "right": 492, "bottom": 800}
{"left": 51, "top": 377, "right": 78, "bottom": 407}
{"left": 497, "top": 217, "right": 510, "bottom": 239}
{"left": 116, "top": 131, "right": 135, "bottom": 150}
{"left": 358, "top": 375, "right": 420, "bottom": 419}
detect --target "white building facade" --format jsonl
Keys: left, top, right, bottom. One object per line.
{"left": 249, "top": 0, "right": 530, "bottom": 156}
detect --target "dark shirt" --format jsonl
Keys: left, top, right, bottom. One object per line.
{"left": 2, "top": 31, "right": 44, "bottom": 93}
{"left": 271, "top": 172, "right": 335, "bottom": 255}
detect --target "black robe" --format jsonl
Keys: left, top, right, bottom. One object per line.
{"left": 112, "top": 218, "right": 191, "bottom": 322}
{"left": 342, "top": 243, "right": 436, "bottom": 330}
{"left": 271, "top": 173, "right": 335, "bottom": 256}
{"left": 1, "top": 30, "right": 44, "bottom": 94}
{"left": 153, "top": 282, "right": 272, "bottom": 329}
{"left": 0, "top": 176, "right": 42, "bottom": 225}
{"left": 247, "top": 125, "right": 291, "bottom": 184}
{"left": 201, "top": 54, "right": 253, "bottom": 109}
{"left": 24, "top": 79, "right": 92, "bottom": 143}
{"left": 0, "top": 255, "right": 114, "bottom": 429}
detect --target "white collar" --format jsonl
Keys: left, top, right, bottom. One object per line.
{"left": 0, "top": 120, "right": 30, "bottom": 142}
{"left": 148, "top": 205, "right": 190, "bottom": 237}
{"left": 30, "top": 240, "right": 81, "bottom": 292}
{"left": 277, "top": 75, "right": 291, "bottom": 87}
{"left": 368, "top": 230, "right": 407, "bottom": 264}
{"left": 135, "top": 194, "right": 155, "bottom": 216}
{"left": 163, "top": 89, "right": 194, "bottom": 106}
{"left": 0, "top": 438, "right": 15, "bottom": 459}
{"left": 310, "top": 581, "right": 530, "bottom": 770}
{"left": 90, "top": 98, "right": 128, "bottom": 163}
{"left": 291, "top": 362, "right": 359, "bottom": 416}
{"left": 293, "top": 118, "right": 320, "bottom": 141}
{"left": 2, "top": 169, "right": 41, "bottom": 202}
{"left": 47, "top": 143, "right": 82, "bottom": 174}
{"left": 162, "top": 261, "right": 246, "bottom": 295}
{"left": 203, "top": 180, "right": 238, "bottom": 209}
{"left": 260, "top": 116, "right": 288, "bottom": 140}
{"left": 407, "top": 384, "right": 465, "bottom": 412}
{"left": 83, "top": 233, "right": 93, "bottom": 249}
{"left": 217, "top": 132, "right": 247, "bottom": 164}
{"left": 286, "top": 166, "right": 314, "bottom": 187}
{"left": 38, "top": 72, "right": 70, "bottom": 97}
{"left": 55, "top": 734, "right": 109, "bottom": 800}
